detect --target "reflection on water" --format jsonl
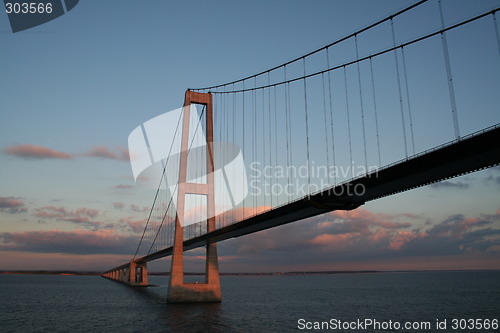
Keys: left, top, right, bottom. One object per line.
{"left": 1, "top": 271, "right": 499, "bottom": 332}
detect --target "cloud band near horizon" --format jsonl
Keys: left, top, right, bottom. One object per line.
{"left": 1, "top": 207, "right": 498, "bottom": 268}
{"left": 3, "top": 144, "right": 129, "bottom": 161}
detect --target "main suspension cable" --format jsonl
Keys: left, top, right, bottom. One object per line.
{"left": 133, "top": 105, "right": 184, "bottom": 259}
{"left": 190, "top": 0, "right": 430, "bottom": 92}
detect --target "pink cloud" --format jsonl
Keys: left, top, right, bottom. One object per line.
{"left": 118, "top": 217, "right": 148, "bottom": 233}
{"left": 368, "top": 228, "right": 389, "bottom": 243}
{"left": 389, "top": 231, "right": 425, "bottom": 250}
{"left": 127, "top": 220, "right": 146, "bottom": 233}
{"left": 0, "top": 252, "right": 133, "bottom": 271}
{"left": 74, "top": 208, "right": 98, "bottom": 218}
{"left": 62, "top": 217, "right": 101, "bottom": 228}
{"left": 114, "top": 184, "right": 133, "bottom": 189}
{"left": 310, "top": 233, "right": 361, "bottom": 248}
{"left": 302, "top": 208, "right": 435, "bottom": 253}
{"left": 82, "top": 146, "right": 129, "bottom": 161}
{"left": 429, "top": 215, "right": 491, "bottom": 239}
{"left": 113, "top": 202, "right": 125, "bottom": 209}
{"left": 0, "top": 229, "right": 138, "bottom": 255}
{"left": 219, "top": 206, "right": 500, "bottom": 270}
{"left": 129, "top": 204, "right": 149, "bottom": 212}
{"left": 330, "top": 209, "right": 395, "bottom": 225}
{"left": 34, "top": 206, "right": 98, "bottom": 219}
{"left": 129, "top": 204, "right": 141, "bottom": 212}
{"left": 0, "top": 197, "right": 28, "bottom": 214}
{"left": 34, "top": 206, "right": 101, "bottom": 229}
{"left": 3, "top": 144, "right": 72, "bottom": 159}
{"left": 118, "top": 147, "right": 130, "bottom": 161}
{"left": 3, "top": 144, "right": 130, "bottom": 162}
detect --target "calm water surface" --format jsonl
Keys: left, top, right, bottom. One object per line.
{"left": 1, "top": 271, "right": 499, "bottom": 332}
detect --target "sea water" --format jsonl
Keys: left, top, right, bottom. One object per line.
{"left": 1, "top": 271, "right": 499, "bottom": 332}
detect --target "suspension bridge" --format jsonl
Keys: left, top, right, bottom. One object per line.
{"left": 102, "top": 0, "right": 500, "bottom": 302}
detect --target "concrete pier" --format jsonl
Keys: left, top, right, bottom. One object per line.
{"left": 168, "top": 240, "right": 221, "bottom": 302}
{"left": 129, "top": 261, "right": 148, "bottom": 286}
{"left": 101, "top": 261, "right": 148, "bottom": 286}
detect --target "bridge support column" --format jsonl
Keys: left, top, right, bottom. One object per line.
{"left": 139, "top": 263, "right": 148, "bottom": 285}
{"left": 122, "top": 268, "right": 129, "bottom": 283}
{"left": 167, "top": 90, "right": 222, "bottom": 303}
{"left": 168, "top": 234, "right": 221, "bottom": 303}
{"left": 129, "top": 261, "right": 148, "bottom": 286}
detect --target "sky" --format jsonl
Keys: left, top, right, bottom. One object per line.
{"left": 0, "top": 0, "right": 499, "bottom": 273}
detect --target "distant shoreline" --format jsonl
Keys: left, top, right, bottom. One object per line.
{"left": 1, "top": 269, "right": 498, "bottom": 276}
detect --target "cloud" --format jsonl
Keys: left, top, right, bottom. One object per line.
{"left": 3, "top": 144, "right": 129, "bottom": 162}
{"left": 34, "top": 206, "right": 101, "bottom": 229}
{"left": 112, "top": 203, "right": 151, "bottom": 223}
{"left": 82, "top": 146, "right": 129, "bottom": 161}
{"left": 62, "top": 217, "right": 101, "bottom": 229}
{"left": 397, "top": 214, "right": 500, "bottom": 256}
{"left": 430, "top": 180, "right": 469, "bottom": 190}
{"left": 1, "top": 204, "right": 499, "bottom": 271}
{"left": 127, "top": 220, "right": 146, "bottom": 233}
{"left": 129, "top": 204, "right": 149, "bottom": 212}
{"left": 217, "top": 207, "right": 500, "bottom": 270}
{"left": 3, "top": 144, "right": 72, "bottom": 160}
{"left": 388, "top": 231, "right": 425, "bottom": 250}
{"left": 114, "top": 184, "right": 133, "bottom": 189}
{"left": 0, "top": 252, "right": 133, "bottom": 271}
{"left": 0, "top": 229, "right": 138, "bottom": 255}
{"left": 299, "top": 209, "right": 418, "bottom": 255}
{"left": 396, "top": 212, "right": 421, "bottom": 219}
{"left": 485, "top": 175, "right": 500, "bottom": 186}
{"left": 0, "top": 197, "right": 28, "bottom": 214}
{"left": 112, "top": 202, "right": 125, "bottom": 209}
{"left": 310, "top": 232, "right": 361, "bottom": 247}
{"left": 117, "top": 217, "right": 148, "bottom": 233}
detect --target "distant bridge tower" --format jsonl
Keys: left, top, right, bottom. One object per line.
{"left": 167, "top": 90, "right": 222, "bottom": 303}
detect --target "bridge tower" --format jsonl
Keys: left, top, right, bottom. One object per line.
{"left": 167, "top": 90, "right": 222, "bottom": 303}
